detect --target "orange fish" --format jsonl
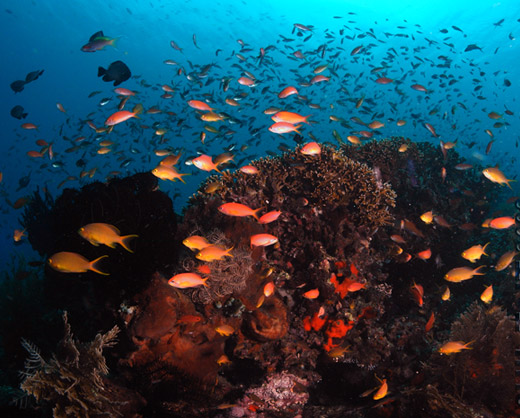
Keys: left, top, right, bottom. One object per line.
{"left": 489, "top": 216, "right": 515, "bottom": 229}
{"left": 78, "top": 223, "right": 138, "bottom": 253}
{"left": 425, "top": 312, "right": 435, "bottom": 332}
{"left": 114, "top": 87, "right": 136, "bottom": 96}
{"left": 373, "top": 377, "right": 388, "bottom": 400}
{"left": 303, "top": 288, "right": 319, "bottom": 299}
{"left": 300, "top": 142, "right": 321, "bottom": 155}
{"left": 420, "top": 210, "right": 434, "bottom": 224}
{"left": 258, "top": 210, "right": 282, "bottom": 224}
{"left": 278, "top": 86, "right": 299, "bottom": 98}
{"left": 56, "top": 103, "right": 66, "bottom": 113}
{"left": 48, "top": 252, "right": 108, "bottom": 275}
{"left": 482, "top": 167, "right": 515, "bottom": 189}
{"left": 192, "top": 154, "right": 222, "bottom": 173}
{"left": 269, "top": 122, "right": 301, "bottom": 134}
{"left": 183, "top": 235, "right": 211, "bottom": 251}
{"left": 263, "top": 281, "right": 275, "bottom": 297}
{"left": 438, "top": 341, "right": 473, "bottom": 355}
{"left": 105, "top": 104, "right": 143, "bottom": 126}
{"left": 424, "top": 123, "right": 438, "bottom": 137}
{"left": 21, "top": 123, "right": 38, "bottom": 130}
{"left": 480, "top": 285, "right": 493, "bottom": 304}
{"left": 410, "top": 282, "right": 424, "bottom": 306}
{"left": 411, "top": 84, "right": 427, "bottom": 92}
{"left": 310, "top": 75, "right": 330, "bottom": 84}
{"left": 441, "top": 287, "right": 450, "bottom": 301}
{"left": 188, "top": 100, "right": 213, "bottom": 111}
{"left": 196, "top": 245, "right": 233, "bottom": 262}
{"left": 240, "top": 165, "right": 259, "bottom": 174}
{"left": 444, "top": 266, "right": 485, "bottom": 282}
{"left": 151, "top": 165, "right": 189, "bottom": 183}
{"left": 250, "top": 233, "right": 278, "bottom": 247}
{"left": 272, "top": 111, "right": 311, "bottom": 124}
{"left": 201, "top": 112, "right": 224, "bottom": 122}
{"left": 13, "top": 228, "right": 26, "bottom": 242}
{"left": 461, "top": 243, "right": 489, "bottom": 263}
{"left": 168, "top": 272, "right": 208, "bottom": 288}
{"left": 416, "top": 248, "right": 432, "bottom": 261}
{"left": 215, "top": 324, "right": 234, "bottom": 336}
{"left": 218, "top": 202, "right": 262, "bottom": 220}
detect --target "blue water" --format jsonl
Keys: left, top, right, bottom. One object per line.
{"left": 1, "top": 0, "right": 519, "bottom": 268}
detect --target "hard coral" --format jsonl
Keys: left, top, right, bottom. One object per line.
{"left": 20, "top": 312, "right": 144, "bottom": 417}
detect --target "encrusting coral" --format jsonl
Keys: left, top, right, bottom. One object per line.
{"left": 20, "top": 312, "right": 144, "bottom": 417}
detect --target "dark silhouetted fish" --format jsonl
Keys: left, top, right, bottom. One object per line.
{"left": 10, "top": 105, "right": 27, "bottom": 119}
{"left": 25, "top": 69, "right": 44, "bottom": 83}
{"left": 464, "top": 44, "right": 482, "bottom": 52}
{"left": 97, "top": 60, "right": 131, "bottom": 86}
{"left": 10, "top": 80, "right": 25, "bottom": 93}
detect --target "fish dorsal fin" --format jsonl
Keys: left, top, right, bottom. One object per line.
{"left": 90, "top": 31, "right": 104, "bottom": 41}
{"left": 104, "top": 223, "right": 120, "bottom": 234}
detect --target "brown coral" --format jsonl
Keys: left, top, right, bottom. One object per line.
{"left": 20, "top": 312, "right": 144, "bottom": 417}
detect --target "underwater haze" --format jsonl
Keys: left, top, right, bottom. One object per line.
{"left": 1, "top": 0, "right": 520, "bottom": 417}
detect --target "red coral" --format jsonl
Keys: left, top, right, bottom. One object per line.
{"left": 324, "top": 319, "right": 354, "bottom": 351}
{"left": 303, "top": 312, "right": 328, "bottom": 332}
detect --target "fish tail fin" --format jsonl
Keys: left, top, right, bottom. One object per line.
{"left": 474, "top": 265, "right": 486, "bottom": 276}
{"left": 294, "top": 124, "right": 302, "bottom": 134}
{"left": 202, "top": 277, "right": 209, "bottom": 287}
{"left": 110, "top": 37, "right": 121, "bottom": 49}
{"left": 89, "top": 255, "right": 109, "bottom": 275}
{"left": 97, "top": 66, "right": 106, "bottom": 77}
{"left": 482, "top": 242, "right": 490, "bottom": 255}
{"left": 253, "top": 207, "right": 264, "bottom": 221}
{"left": 464, "top": 340, "right": 475, "bottom": 349}
{"left": 226, "top": 246, "right": 234, "bottom": 257}
{"left": 506, "top": 178, "right": 516, "bottom": 189}
{"left": 120, "top": 234, "right": 138, "bottom": 253}
{"left": 304, "top": 115, "right": 313, "bottom": 124}
{"left": 215, "top": 166, "right": 223, "bottom": 174}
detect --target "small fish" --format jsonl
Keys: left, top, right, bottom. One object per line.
{"left": 168, "top": 272, "right": 208, "bottom": 288}
{"left": 495, "top": 250, "right": 518, "bottom": 271}
{"left": 489, "top": 216, "right": 515, "bottom": 229}
{"left": 482, "top": 167, "right": 515, "bottom": 189}
{"left": 215, "top": 324, "right": 234, "bottom": 336}
{"left": 218, "top": 202, "right": 262, "bottom": 220}
{"left": 97, "top": 60, "right": 131, "bottom": 86}
{"left": 192, "top": 154, "right": 222, "bottom": 173}
{"left": 416, "top": 248, "right": 432, "bottom": 261}
{"left": 183, "top": 235, "right": 211, "bottom": 251}
{"left": 78, "top": 223, "right": 138, "bottom": 252}
{"left": 269, "top": 122, "right": 301, "bottom": 134}
{"left": 438, "top": 340, "right": 473, "bottom": 354}
{"left": 48, "top": 252, "right": 108, "bottom": 275}
{"left": 81, "top": 31, "right": 118, "bottom": 52}
{"left": 420, "top": 210, "right": 434, "bottom": 224}
{"left": 105, "top": 104, "right": 143, "bottom": 126}
{"left": 444, "top": 266, "right": 485, "bottom": 282}
{"left": 263, "top": 281, "right": 275, "bottom": 297}
{"left": 240, "top": 165, "right": 259, "bottom": 174}
{"left": 480, "top": 285, "right": 493, "bottom": 304}
{"left": 441, "top": 287, "right": 450, "bottom": 301}
{"left": 196, "top": 245, "right": 233, "bottom": 262}
{"left": 461, "top": 243, "right": 489, "bottom": 263}
{"left": 250, "top": 233, "right": 278, "bottom": 247}
{"left": 258, "top": 210, "right": 282, "bottom": 224}
{"left": 188, "top": 100, "right": 213, "bottom": 111}
{"left": 272, "top": 111, "right": 311, "bottom": 124}
{"left": 410, "top": 282, "right": 424, "bottom": 306}
{"left": 373, "top": 377, "right": 388, "bottom": 400}
{"left": 300, "top": 142, "right": 321, "bottom": 155}
{"left": 13, "top": 228, "right": 26, "bottom": 242}
{"left": 303, "top": 288, "right": 319, "bottom": 299}
{"left": 278, "top": 86, "right": 298, "bottom": 98}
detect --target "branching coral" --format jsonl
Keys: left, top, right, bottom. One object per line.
{"left": 428, "top": 302, "right": 519, "bottom": 414}
{"left": 20, "top": 312, "right": 144, "bottom": 417}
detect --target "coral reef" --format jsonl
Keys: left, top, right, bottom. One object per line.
{"left": 20, "top": 312, "right": 144, "bottom": 417}
{"left": 7, "top": 139, "right": 516, "bottom": 417}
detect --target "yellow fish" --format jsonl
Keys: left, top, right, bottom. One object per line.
{"left": 480, "top": 285, "right": 493, "bottom": 304}
{"left": 461, "top": 242, "right": 489, "bottom": 263}
{"left": 182, "top": 235, "right": 211, "bottom": 252}
{"left": 438, "top": 340, "right": 473, "bottom": 355}
{"left": 444, "top": 266, "right": 485, "bottom": 282}
{"left": 495, "top": 250, "right": 518, "bottom": 271}
{"left": 48, "top": 252, "right": 108, "bottom": 275}
{"left": 78, "top": 223, "right": 138, "bottom": 253}
{"left": 196, "top": 245, "right": 233, "bottom": 262}
{"left": 482, "top": 167, "right": 515, "bottom": 189}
